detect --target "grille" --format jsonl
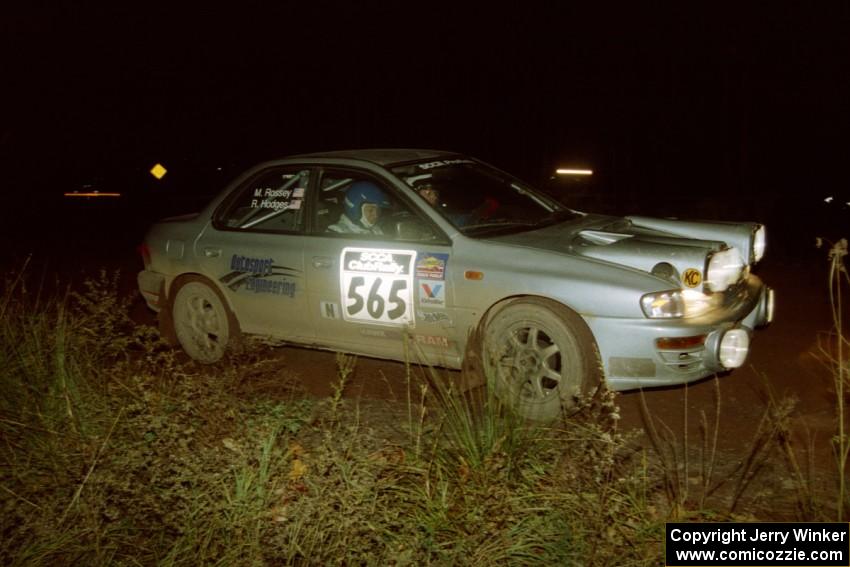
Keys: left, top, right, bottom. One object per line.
{"left": 657, "top": 347, "right": 706, "bottom": 372}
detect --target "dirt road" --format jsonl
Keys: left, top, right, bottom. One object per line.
{"left": 156, "top": 252, "right": 838, "bottom": 470}
{"left": 65, "top": 225, "right": 838, "bottom": 494}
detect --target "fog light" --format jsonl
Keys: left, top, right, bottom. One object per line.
{"left": 719, "top": 329, "right": 749, "bottom": 368}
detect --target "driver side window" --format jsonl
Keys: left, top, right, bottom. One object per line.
{"left": 313, "top": 171, "right": 437, "bottom": 242}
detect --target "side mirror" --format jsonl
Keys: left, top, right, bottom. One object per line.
{"left": 395, "top": 217, "right": 437, "bottom": 241}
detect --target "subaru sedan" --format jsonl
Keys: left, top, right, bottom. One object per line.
{"left": 137, "top": 149, "right": 773, "bottom": 420}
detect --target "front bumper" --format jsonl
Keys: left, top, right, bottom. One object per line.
{"left": 587, "top": 275, "right": 773, "bottom": 391}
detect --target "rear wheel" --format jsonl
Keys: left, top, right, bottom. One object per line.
{"left": 171, "top": 277, "right": 234, "bottom": 363}
{"left": 483, "top": 298, "right": 601, "bottom": 422}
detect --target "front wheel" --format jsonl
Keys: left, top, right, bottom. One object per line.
{"left": 171, "top": 277, "right": 235, "bottom": 363}
{"left": 483, "top": 298, "right": 601, "bottom": 422}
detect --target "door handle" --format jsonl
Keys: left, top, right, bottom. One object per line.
{"left": 203, "top": 247, "right": 221, "bottom": 258}
{"left": 312, "top": 256, "right": 333, "bottom": 269}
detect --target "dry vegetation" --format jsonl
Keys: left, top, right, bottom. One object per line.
{"left": 1, "top": 243, "right": 847, "bottom": 565}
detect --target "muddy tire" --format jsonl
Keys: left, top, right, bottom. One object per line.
{"left": 171, "top": 276, "right": 236, "bottom": 363}
{"left": 483, "top": 298, "right": 601, "bottom": 422}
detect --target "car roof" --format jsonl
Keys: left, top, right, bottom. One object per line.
{"left": 287, "top": 148, "right": 460, "bottom": 167}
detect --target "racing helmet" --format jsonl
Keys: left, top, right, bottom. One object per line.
{"left": 343, "top": 181, "right": 391, "bottom": 223}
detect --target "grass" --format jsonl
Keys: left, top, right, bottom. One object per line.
{"left": 818, "top": 237, "right": 850, "bottom": 519}
{"left": 1, "top": 248, "right": 848, "bottom": 564}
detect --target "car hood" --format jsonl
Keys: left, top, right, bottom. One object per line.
{"left": 485, "top": 214, "right": 759, "bottom": 290}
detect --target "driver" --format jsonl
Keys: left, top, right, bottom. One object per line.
{"left": 327, "top": 181, "right": 391, "bottom": 235}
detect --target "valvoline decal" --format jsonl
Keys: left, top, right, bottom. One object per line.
{"left": 419, "top": 281, "right": 445, "bottom": 307}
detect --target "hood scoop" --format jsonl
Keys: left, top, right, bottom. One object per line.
{"left": 578, "top": 230, "right": 634, "bottom": 245}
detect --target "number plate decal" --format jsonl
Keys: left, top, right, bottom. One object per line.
{"left": 340, "top": 248, "right": 416, "bottom": 327}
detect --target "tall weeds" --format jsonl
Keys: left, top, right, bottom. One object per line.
{"left": 1, "top": 264, "right": 91, "bottom": 441}
{"left": 0, "top": 268, "right": 315, "bottom": 564}
{"left": 820, "top": 238, "right": 849, "bottom": 519}
{"left": 1, "top": 267, "right": 120, "bottom": 563}
{"left": 11, "top": 256, "right": 842, "bottom": 563}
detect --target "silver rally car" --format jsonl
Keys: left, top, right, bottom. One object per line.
{"left": 138, "top": 149, "right": 774, "bottom": 420}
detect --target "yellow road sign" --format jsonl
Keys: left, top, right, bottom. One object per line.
{"left": 150, "top": 163, "right": 167, "bottom": 180}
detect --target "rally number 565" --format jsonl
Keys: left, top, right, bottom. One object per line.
{"left": 340, "top": 247, "right": 416, "bottom": 327}
{"left": 347, "top": 277, "right": 406, "bottom": 320}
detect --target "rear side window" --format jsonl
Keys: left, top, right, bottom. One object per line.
{"left": 216, "top": 168, "right": 310, "bottom": 233}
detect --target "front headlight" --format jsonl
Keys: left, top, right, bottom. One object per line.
{"left": 641, "top": 290, "right": 685, "bottom": 319}
{"left": 705, "top": 247, "right": 744, "bottom": 292}
{"left": 681, "top": 289, "right": 722, "bottom": 317}
{"left": 752, "top": 225, "right": 766, "bottom": 263}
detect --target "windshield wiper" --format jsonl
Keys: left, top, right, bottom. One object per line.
{"left": 461, "top": 220, "right": 537, "bottom": 235}
{"left": 535, "top": 209, "right": 580, "bottom": 227}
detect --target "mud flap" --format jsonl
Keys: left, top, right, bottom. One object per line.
{"left": 458, "top": 325, "right": 486, "bottom": 392}
{"left": 156, "top": 281, "right": 179, "bottom": 346}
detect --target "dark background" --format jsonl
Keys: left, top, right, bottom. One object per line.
{"left": 2, "top": 3, "right": 849, "bottom": 262}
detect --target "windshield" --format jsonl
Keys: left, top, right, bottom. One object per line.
{"left": 390, "top": 158, "right": 582, "bottom": 236}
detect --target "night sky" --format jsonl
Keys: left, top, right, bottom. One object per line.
{"left": 3, "top": 3, "right": 850, "bottom": 250}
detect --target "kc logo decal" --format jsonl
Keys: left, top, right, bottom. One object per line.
{"left": 419, "top": 282, "right": 445, "bottom": 307}
{"left": 682, "top": 268, "right": 702, "bottom": 288}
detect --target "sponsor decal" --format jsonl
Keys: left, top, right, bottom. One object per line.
{"left": 416, "top": 159, "right": 474, "bottom": 170}
{"left": 413, "top": 334, "right": 450, "bottom": 348}
{"left": 682, "top": 268, "right": 702, "bottom": 288}
{"left": 345, "top": 250, "right": 409, "bottom": 274}
{"left": 419, "top": 281, "right": 445, "bottom": 308}
{"left": 320, "top": 301, "right": 340, "bottom": 319}
{"left": 360, "top": 328, "right": 403, "bottom": 340}
{"left": 415, "top": 252, "right": 448, "bottom": 280}
{"left": 419, "top": 311, "right": 451, "bottom": 324}
{"left": 341, "top": 247, "right": 416, "bottom": 327}
{"left": 245, "top": 277, "right": 296, "bottom": 297}
{"left": 230, "top": 254, "right": 273, "bottom": 276}
{"left": 220, "top": 254, "right": 300, "bottom": 298}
